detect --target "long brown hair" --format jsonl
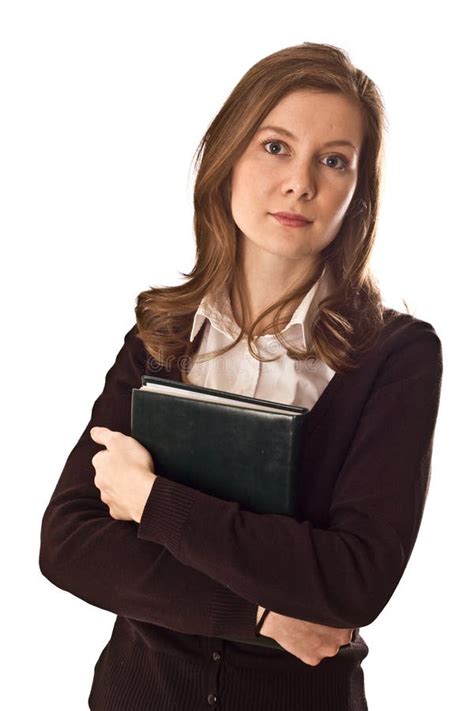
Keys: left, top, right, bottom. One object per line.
{"left": 135, "top": 42, "right": 399, "bottom": 379}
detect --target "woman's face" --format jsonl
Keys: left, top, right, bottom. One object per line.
{"left": 230, "top": 89, "right": 365, "bottom": 263}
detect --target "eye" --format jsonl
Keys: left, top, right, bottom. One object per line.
{"left": 260, "top": 138, "right": 348, "bottom": 171}
{"left": 321, "top": 155, "right": 348, "bottom": 171}
{"left": 262, "top": 138, "right": 284, "bottom": 156}
{"left": 261, "top": 139, "right": 289, "bottom": 156}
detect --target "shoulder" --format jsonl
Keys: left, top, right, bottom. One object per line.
{"left": 124, "top": 322, "right": 169, "bottom": 377}
{"left": 121, "top": 322, "right": 149, "bottom": 370}
{"left": 380, "top": 307, "right": 442, "bottom": 355}
{"left": 358, "top": 307, "right": 443, "bottom": 390}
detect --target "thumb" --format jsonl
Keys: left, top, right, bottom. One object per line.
{"left": 90, "top": 426, "right": 114, "bottom": 445}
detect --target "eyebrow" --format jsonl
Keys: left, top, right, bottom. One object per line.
{"left": 256, "top": 124, "right": 358, "bottom": 153}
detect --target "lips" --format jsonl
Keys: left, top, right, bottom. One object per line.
{"left": 272, "top": 212, "right": 312, "bottom": 227}
{"left": 272, "top": 212, "right": 312, "bottom": 224}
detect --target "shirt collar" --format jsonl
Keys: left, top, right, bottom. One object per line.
{"left": 189, "top": 266, "right": 332, "bottom": 350}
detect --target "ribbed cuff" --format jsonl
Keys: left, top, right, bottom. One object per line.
{"left": 210, "top": 581, "right": 259, "bottom": 639}
{"left": 137, "top": 474, "right": 198, "bottom": 558}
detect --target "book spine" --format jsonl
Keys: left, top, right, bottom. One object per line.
{"left": 287, "top": 414, "right": 305, "bottom": 516}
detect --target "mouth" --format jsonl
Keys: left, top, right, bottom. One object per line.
{"left": 271, "top": 213, "right": 312, "bottom": 227}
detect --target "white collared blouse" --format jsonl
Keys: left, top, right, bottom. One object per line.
{"left": 187, "top": 269, "right": 336, "bottom": 410}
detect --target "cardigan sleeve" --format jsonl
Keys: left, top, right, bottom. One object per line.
{"left": 39, "top": 323, "right": 258, "bottom": 641}
{"left": 137, "top": 322, "right": 443, "bottom": 629}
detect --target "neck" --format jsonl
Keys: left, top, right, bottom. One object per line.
{"left": 230, "top": 239, "right": 321, "bottom": 337}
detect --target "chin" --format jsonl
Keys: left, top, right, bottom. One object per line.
{"left": 261, "top": 239, "right": 311, "bottom": 261}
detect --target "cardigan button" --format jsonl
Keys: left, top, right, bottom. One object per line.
{"left": 212, "top": 651, "right": 222, "bottom": 661}
{"left": 207, "top": 692, "right": 218, "bottom": 705}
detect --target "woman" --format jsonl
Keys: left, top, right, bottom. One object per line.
{"left": 39, "top": 42, "right": 443, "bottom": 710}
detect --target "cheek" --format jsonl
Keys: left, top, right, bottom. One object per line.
{"left": 231, "top": 173, "right": 270, "bottom": 219}
{"left": 325, "top": 179, "right": 357, "bottom": 215}
{"left": 232, "top": 155, "right": 275, "bottom": 194}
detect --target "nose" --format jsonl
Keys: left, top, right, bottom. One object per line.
{"left": 281, "top": 161, "right": 317, "bottom": 200}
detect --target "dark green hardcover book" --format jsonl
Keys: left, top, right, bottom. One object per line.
{"left": 131, "top": 375, "right": 308, "bottom": 650}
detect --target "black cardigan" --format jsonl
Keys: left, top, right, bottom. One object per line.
{"left": 39, "top": 308, "right": 443, "bottom": 710}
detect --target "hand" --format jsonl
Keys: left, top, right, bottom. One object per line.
{"left": 90, "top": 426, "right": 157, "bottom": 523}
{"left": 257, "top": 607, "right": 354, "bottom": 667}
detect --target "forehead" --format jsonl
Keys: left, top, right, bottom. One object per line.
{"left": 258, "top": 90, "right": 364, "bottom": 148}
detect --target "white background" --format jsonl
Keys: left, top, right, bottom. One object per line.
{"left": 2, "top": 1, "right": 471, "bottom": 709}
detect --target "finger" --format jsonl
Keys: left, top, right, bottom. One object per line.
{"left": 90, "top": 426, "right": 116, "bottom": 446}
{"left": 91, "top": 450, "right": 106, "bottom": 467}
